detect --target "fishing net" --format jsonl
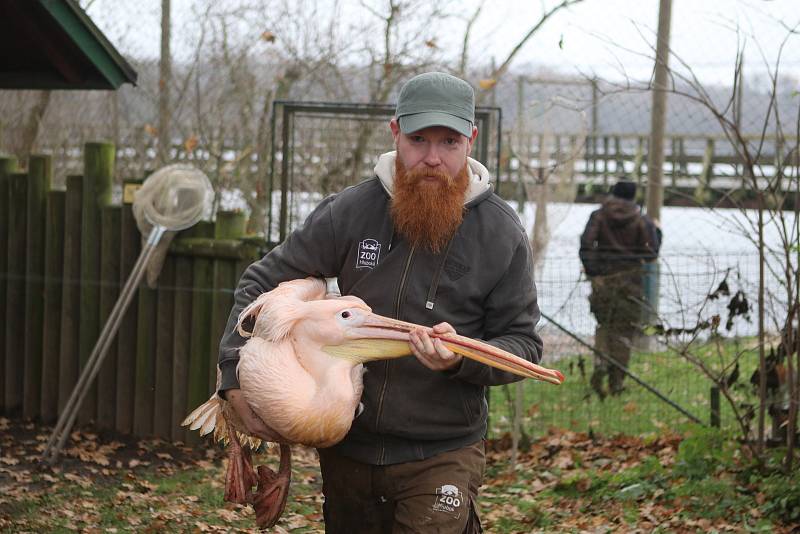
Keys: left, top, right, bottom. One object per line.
{"left": 132, "top": 163, "right": 214, "bottom": 287}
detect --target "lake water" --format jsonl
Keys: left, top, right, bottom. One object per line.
{"left": 514, "top": 201, "right": 794, "bottom": 346}
{"left": 274, "top": 191, "right": 795, "bottom": 352}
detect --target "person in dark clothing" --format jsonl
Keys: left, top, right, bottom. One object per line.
{"left": 218, "top": 72, "right": 543, "bottom": 533}
{"left": 579, "top": 180, "right": 661, "bottom": 398}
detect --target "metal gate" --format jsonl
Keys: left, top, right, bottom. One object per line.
{"left": 267, "top": 101, "right": 502, "bottom": 244}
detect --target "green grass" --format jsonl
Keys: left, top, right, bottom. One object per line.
{"left": 4, "top": 423, "right": 798, "bottom": 532}
{"left": 487, "top": 337, "right": 762, "bottom": 438}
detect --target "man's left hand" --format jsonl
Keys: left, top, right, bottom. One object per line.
{"left": 410, "top": 322, "right": 462, "bottom": 371}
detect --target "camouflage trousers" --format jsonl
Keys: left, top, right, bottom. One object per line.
{"left": 588, "top": 273, "right": 644, "bottom": 397}
{"left": 317, "top": 441, "right": 485, "bottom": 534}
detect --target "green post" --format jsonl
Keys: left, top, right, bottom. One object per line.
{"left": 40, "top": 189, "right": 65, "bottom": 423}
{"left": 133, "top": 270, "right": 157, "bottom": 437}
{"left": 153, "top": 255, "right": 175, "bottom": 439}
{"left": 97, "top": 206, "right": 121, "bottom": 430}
{"left": 116, "top": 179, "right": 141, "bottom": 434}
{"left": 215, "top": 210, "right": 248, "bottom": 239}
{"left": 5, "top": 172, "right": 28, "bottom": 414}
{"left": 187, "top": 221, "right": 214, "bottom": 445}
{"left": 59, "top": 176, "right": 83, "bottom": 415}
{"left": 23, "top": 155, "right": 51, "bottom": 419}
{"left": 0, "top": 156, "right": 18, "bottom": 413}
{"left": 187, "top": 257, "right": 213, "bottom": 445}
{"left": 79, "top": 142, "right": 114, "bottom": 423}
{"left": 210, "top": 212, "right": 247, "bottom": 394}
{"left": 171, "top": 255, "right": 193, "bottom": 442}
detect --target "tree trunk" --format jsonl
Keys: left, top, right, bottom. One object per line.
{"left": 158, "top": 0, "right": 172, "bottom": 166}
{"left": 15, "top": 91, "right": 51, "bottom": 161}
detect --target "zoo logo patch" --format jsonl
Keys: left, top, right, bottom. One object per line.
{"left": 356, "top": 238, "right": 381, "bottom": 269}
{"left": 431, "top": 483, "right": 464, "bottom": 518}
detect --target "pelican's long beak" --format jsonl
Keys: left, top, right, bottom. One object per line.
{"left": 322, "top": 313, "right": 564, "bottom": 385}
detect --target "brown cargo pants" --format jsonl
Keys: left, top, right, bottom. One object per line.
{"left": 317, "top": 440, "right": 485, "bottom": 534}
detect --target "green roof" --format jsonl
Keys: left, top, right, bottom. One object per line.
{"left": 0, "top": 0, "right": 137, "bottom": 90}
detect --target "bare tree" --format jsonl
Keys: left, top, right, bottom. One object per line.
{"left": 597, "top": 17, "right": 800, "bottom": 468}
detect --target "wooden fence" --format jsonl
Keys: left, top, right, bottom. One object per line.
{"left": 0, "top": 143, "right": 262, "bottom": 444}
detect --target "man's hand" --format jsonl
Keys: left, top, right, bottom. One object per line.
{"left": 410, "top": 322, "right": 463, "bottom": 371}
{"left": 225, "top": 388, "right": 291, "bottom": 444}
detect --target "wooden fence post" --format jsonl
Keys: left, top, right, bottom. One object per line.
{"left": 153, "top": 255, "right": 175, "bottom": 439}
{"left": 59, "top": 176, "right": 83, "bottom": 415}
{"left": 614, "top": 136, "right": 623, "bottom": 176}
{"left": 23, "top": 155, "right": 51, "bottom": 419}
{"left": 79, "top": 142, "right": 114, "bottom": 423}
{"left": 116, "top": 179, "right": 141, "bottom": 434}
{"left": 5, "top": 171, "right": 28, "bottom": 415}
{"left": 133, "top": 263, "right": 157, "bottom": 436}
{"left": 187, "top": 221, "right": 214, "bottom": 445}
{"left": 40, "top": 188, "right": 65, "bottom": 423}
{"left": 696, "top": 138, "right": 715, "bottom": 205}
{"left": 210, "top": 211, "right": 247, "bottom": 394}
{"left": 0, "top": 156, "right": 18, "bottom": 413}
{"left": 171, "top": 254, "right": 193, "bottom": 442}
{"left": 633, "top": 137, "right": 645, "bottom": 185}
{"left": 97, "top": 206, "right": 121, "bottom": 430}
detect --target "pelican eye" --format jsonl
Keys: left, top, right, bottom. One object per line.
{"left": 341, "top": 310, "right": 351, "bottom": 319}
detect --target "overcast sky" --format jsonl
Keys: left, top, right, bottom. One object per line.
{"left": 88, "top": 0, "right": 800, "bottom": 85}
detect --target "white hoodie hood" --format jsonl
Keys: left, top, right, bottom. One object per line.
{"left": 373, "top": 151, "right": 492, "bottom": 204}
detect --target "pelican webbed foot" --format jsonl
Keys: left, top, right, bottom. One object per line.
{"left": 252, "top": 443, "right": 292, "bottom": 528}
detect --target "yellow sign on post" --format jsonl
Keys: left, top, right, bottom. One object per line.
{"left": 123, "top": 182, "right": 142, "bottom": 204}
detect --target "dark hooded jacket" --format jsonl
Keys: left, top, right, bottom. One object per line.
{"left": 217, "top": 152, "right": 542, "bottom": 465}
{"left": 579, "top": 196, "right": 661, "bottom": 277}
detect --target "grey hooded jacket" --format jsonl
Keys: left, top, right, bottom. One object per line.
{"left": 218, "top": 152, "right": 543, "bottom": 465}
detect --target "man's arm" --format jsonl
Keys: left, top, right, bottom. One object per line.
{"left": 448, "top": 233, "right": 544, "bottom": 386}
{"left": 218, "top": 196, "right": 342, "bottom": 395}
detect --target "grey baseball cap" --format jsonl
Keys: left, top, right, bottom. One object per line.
{"left": 395, "top": 72, "right": 475, "bottom": 137}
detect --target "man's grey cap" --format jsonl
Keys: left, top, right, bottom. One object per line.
{"left": 395, "top": 72, "right": 475, "bottom": 138}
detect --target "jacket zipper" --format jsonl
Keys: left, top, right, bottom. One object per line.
{"left": 424, "top": 238, "right": 454, "bottom": 310}
{"left": 375, "top": 244, "right": 416, "bottom": 464}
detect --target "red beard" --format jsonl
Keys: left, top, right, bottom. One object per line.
{"left": 391, "top": 157, "right": 469, "bottom": 253}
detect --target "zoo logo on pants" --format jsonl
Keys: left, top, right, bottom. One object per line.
{"left": 431, "top": 483, "right": 464, "bottom": 518}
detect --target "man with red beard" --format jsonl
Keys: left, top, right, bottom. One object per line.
{"left": 219, "top": 72, "right": 542, "bottom": 533}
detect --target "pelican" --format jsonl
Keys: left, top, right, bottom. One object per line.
{"left": 183, "top": 277, "right": 563, "bottom": 527}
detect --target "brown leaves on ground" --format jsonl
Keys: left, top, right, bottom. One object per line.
{"left": 1, "top": 418, "right": 798, "bottom": 533}
{"left": 482, "top": 428, "right": 798, "bottom": 533}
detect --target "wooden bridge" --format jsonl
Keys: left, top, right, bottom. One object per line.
{"left": 497, "top": 133, "right": 800, "bottom": 206}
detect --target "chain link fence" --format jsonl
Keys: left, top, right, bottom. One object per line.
{"left": 1, "top": 0, "right": 798, "bottom": 440}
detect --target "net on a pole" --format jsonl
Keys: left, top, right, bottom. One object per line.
{"left": 132, "top": 163, "right": 214, "bottom": 287}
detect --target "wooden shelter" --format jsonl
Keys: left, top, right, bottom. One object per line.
{"left": 0, "top": 0, "right": 137, "bottom": 90}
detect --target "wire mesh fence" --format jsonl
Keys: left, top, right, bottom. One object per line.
{"left": 1, "top": 0, "right": 798, "bottom": 442}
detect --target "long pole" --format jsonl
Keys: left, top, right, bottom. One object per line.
{"left": 646, "top": 0, "right": 673, "bottom": 223}
{"left": 42, "top": 226, "right": 167, "bottom": 464}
